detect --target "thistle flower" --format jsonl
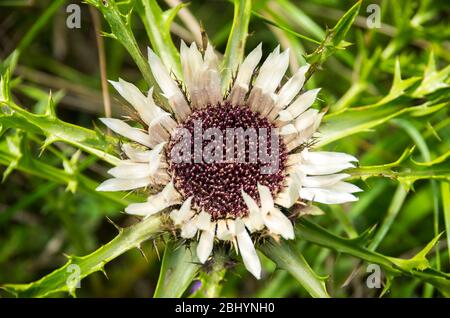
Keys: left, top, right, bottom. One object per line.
{"left": 96, "top": 42, "right": 362, "bottom": 279}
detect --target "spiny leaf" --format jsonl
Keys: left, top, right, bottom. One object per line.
{"left": 329, "top": 0, "right": 361, "bottom": 46}
{"left": 413, "top": 51, "right": 450, "bottom": 98}
{"left": 1, "top": 215, "right": 162, "bottom": 297}
{"left": 347, "top": 146, "right": 449, "bottom": 184}
{"left": 0, "top": 135, "right": 134, "bottom": 206}
{"left": 304, "top": 1, "right": 361, "bottom": 80}
{"left": 296, "top": 218, "right": 450, "bottom": 295}
{"left": 1, "top": 130, "right": 23, "bottom": 182}
{"left": 380, "top": 274, "right": 394, "bottom": 298}
{"left": 388, "top": 234, "right": 442, "bottom": 272}
{"left": 348, "top": 224, "right": 378, "bottom": 246}
{"left": 377, "top": 59, "right": 421, "bottom": 105}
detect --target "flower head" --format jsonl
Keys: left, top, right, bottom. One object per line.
{"left": 97, "top": 42, "right": 362, "bottom": 279}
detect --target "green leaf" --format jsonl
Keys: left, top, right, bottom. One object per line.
{"left": 368, "top": 184, "right": 409, "bottom": 250}
{"left": 347, "top": 147, "right": 450, "bottom": 184}
{"left": 138, "top": 0, "right": 183, "bottom": 79}
{"left": 1, "top": 130, "right": 23, "bottom": 182}
{"left": 304, "top": 0, "right": 361, "bottom": 80}
{"left": 0, "top": 100, "right": 120, "bottom": 165}
{"left": 153, "top": 241, "right": 200, "bottom": 298}
{"left": 412, "top": 150, "right": 450, "bottom": 166}
{"left": 0, "top": 135, "right": 133, "bottom": 205}
{"left": 251, "top": 11, "right": 320, "bottom": 45}
{"left": 388, "top": 234, "right": 442, "bottom": 272}
{"left": 377, "top": 59, "right": 421, "bottom": 105}
{"left": 413, "top": 51, "right": 450, "bottom": 98}
{"left": 442, "top": 182, "right": 450, "bottom": 266}
{"left": 0, "top": 71, "right": 12, "bottom": 103}
{"left": 296, "top": 218, "right": 450, "bottom": 296}
{"left": 222, "top": 0, "right": 252, "bottom": 93}
{"left": 0, "top": 182, "right": 58, "bottom": 225}
{"left": 1, "top": 215, "right": 162, "bottom": 297}
{"left": 329, "top": 1, "right": 361, "bottom": 47}
{"left": 319, "top": 101, "right": 447, "bottom": 148}
{"left": 331, "top": 46, "right": 381, "bottom": 112}
{"left": 260, "top": 239, "right": 330, "bottom": 298}
{"left": 274, "top": 0, "right": 324, "bottom": 40}
{"left": 44, "top": 92, "right": 57, "bottom": 118}
{"left": 388, "top": 118, "right": 442, "bottom": 274}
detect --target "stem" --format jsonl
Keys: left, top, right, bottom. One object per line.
{"left": 369, "top": 184, "right": 409, "bottom": 250}
{"left": 1, "top": 215, "right": 162, "bottom": 297}
{"left": 441, "top": 182, "right": 450, "bottom": 266}
{"left": 192, "top": 250, "right": 227, "bottom": 298}
{"left": 392, "top": 119, "right": 442, "bottom": 273}
{"left": 153, "top": 241, "right": 200, "bottom": 298}
{"left": 89, "top": 7, "right": 112, "bottom": 119}
{"left": 221, "top": 0, "right": 252, "bottom": 93}
{"left": 164, "top": 0, "right": 202, "bottom": 45}
{"left": 260, "top": 240, "right": 330, "bottom": 298}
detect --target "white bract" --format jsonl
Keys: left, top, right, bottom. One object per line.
{"left": 96, "top": 43, "right": 362, "bottom": 279}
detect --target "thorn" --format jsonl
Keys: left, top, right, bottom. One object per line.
{"left": 188, "top": 261, "right": 204, "bottom": 266}
{"left": 68, "top": 288, "right": 77, "bottom": 298}
{"left": 70, "top": 149, "right": 82, "bottom": 165}
{"left": 232, "top": 237, "right": 238, "bottom": 255}
{"left": 105, "top": 216, "right": 122, "bottom": 233}
{"left": 45, "top": 91, "right": 57, "bottom": 118}
{"left": 99, "top": 264, "right": 109, "bottom": 280}
{"left": 153, "top": 240, "right": 161, "bottom": 261}
{"left": 137, "top": 244, "right": 149, "bottom": 263}
{"left": 39, "top": 136, "right": 58, "bottom": 157}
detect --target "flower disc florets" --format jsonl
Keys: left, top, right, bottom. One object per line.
{"left": 167, "top": 102, "right": 287, "bottom": 220}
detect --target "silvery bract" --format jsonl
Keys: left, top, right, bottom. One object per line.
{"left": 96, "top": 42, "right": 362, "bottom": 279}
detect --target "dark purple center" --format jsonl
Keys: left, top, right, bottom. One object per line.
{"left": 167, "top": 103, "right": 287, "bottom": 220}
